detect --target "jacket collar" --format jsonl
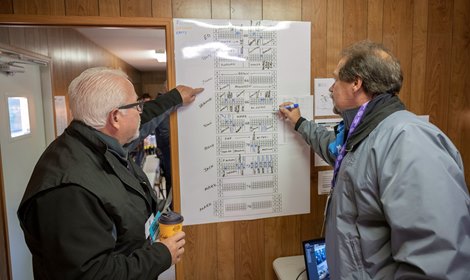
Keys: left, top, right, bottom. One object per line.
{"left": 342, "top": 94, "right": 406, "bottom": 152}
{"left": 94, "top": 129, "right": 129, "bottom": 167}
{"left": 68, "top": 121, "right": 156, "bottom": 209}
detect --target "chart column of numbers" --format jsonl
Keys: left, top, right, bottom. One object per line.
{"left": 212, "top": 23, "right": 282, "bottom": 217}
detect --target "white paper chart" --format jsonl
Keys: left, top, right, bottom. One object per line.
{"left": 174, "top": 19, "right": 311, "bottom": 225}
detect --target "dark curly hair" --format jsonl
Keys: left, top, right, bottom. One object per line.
{"left": 339, "top": 40, "right": 403, "bottom": 96}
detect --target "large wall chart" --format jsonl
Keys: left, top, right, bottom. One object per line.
{"left": 174, "top": 19, "right": 311, "bottom": 225}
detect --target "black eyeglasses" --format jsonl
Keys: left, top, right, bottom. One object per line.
{"left": 117, "top": 100, "right": 145, "bottom": 113}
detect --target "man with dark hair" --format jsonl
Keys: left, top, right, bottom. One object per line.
{"left": 279, "top": 41, "right": 470, "bottom": 279}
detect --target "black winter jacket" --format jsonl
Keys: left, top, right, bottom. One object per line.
{"left": 17, "top": 89, "right": 182, "bottom": 280}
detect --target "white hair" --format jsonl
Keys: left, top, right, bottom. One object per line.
{"left": 68, "top": 67, "right": 131, "bottom": 129}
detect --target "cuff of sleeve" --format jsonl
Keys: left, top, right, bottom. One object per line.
{"left": 294, "top": 117, "right": 306, "bottom": 131}
{"left": 168, "top": 88, "right": 183, "bottom": 104}
{"left": 152, "top": 242, "right": 172, "bottom": 271}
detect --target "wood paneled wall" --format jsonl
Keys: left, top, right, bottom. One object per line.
{"left": 0, "top": 26, "right": 141, "bottom": 99}
{"left": 141, "top": 71, "right": 167, "bottom": 97}
{"left": 1, "top": 1, "right": 469, "bottom": 280}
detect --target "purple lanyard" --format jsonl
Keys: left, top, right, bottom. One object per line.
{"left": 331, "top": 101, "right": 369, "bottom": 188}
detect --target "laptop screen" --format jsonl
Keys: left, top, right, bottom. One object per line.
{"left": 302, "top": 238, "right": 330, "bottom": 280}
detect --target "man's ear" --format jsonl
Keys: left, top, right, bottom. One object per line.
{"left": 108, "top": 109, "right": 120, "bottom": 129}
{"left": 353, "top": 78, "right": 363, "bottom": 92}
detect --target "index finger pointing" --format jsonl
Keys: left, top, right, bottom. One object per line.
{"left": 192, "top": 88, "right": 204, "bottom": 95}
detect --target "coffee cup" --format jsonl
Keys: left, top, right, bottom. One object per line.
{"left": 158, "top": 211, "right": 184, "bottom": 240}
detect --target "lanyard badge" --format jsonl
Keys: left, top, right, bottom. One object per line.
{"left": 145, "top": 211, "right": 161, "bottom": 243}
{"left": 322, "top": 101, "right": 369, "bottom": 236}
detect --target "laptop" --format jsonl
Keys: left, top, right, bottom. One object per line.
{"left": 302, "top": 238, "right": 330, "bottom": 280}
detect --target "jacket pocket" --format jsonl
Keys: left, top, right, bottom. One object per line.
{"left": 347, "top": 236, "right": 364, "bottom": 270}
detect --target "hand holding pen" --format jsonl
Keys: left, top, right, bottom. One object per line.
{"left": 283, "top": 103, "right": 299, "bottom": 109}
{"left": 278, "top": 102, "right": 302, "bottom": 127}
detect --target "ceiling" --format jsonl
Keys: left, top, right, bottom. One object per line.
{"left": 75, "top": 27, "right": 167, "bottom": 72}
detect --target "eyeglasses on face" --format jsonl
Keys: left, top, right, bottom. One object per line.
{"left": 117, "top": 100, "right": 145, "bottom": 113}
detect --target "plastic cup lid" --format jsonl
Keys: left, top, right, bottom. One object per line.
{"left": 158, "top": 211, "right": 184, "bottom": 224}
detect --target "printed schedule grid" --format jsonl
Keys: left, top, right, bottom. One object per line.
{"left": 214, "top": 23, "right": 281, "bottom": 218}
{"left": 175, "top": 19, "right": 311, "bottom": 225}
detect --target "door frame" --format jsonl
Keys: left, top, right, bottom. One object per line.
{"left": 0, "top": 149, "right": 9, "bottom": 280}
{"left": 0, "top": 15, "right": 179, "bottom": 279}
{"left": 0, "top": 42, "right": 53, "bottom": 280}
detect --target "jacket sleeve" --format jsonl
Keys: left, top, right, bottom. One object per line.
{"left": 296, "top": 119, "right": 337, "bottom": 166}
{"left": 22, "top": 185, "right": 172, "bottom": 280}
{"left": 140, "top": 88, "right": 182, "bottom": 124}
{"left": 377, "top": 123, "right": 470, "bottom": 279}
{"left": 125, "top": 88, "right": 182, "bottom": 151}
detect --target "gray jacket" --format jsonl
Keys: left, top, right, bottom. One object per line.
{"left": 298, "top": 110, "right": 470, "bottom": 279}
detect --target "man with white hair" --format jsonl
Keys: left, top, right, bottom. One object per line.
{"left": 18, "top": 67, "right": 203, "bottom": 279}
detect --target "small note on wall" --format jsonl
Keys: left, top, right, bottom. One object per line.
{"left": 314, "top": 78, "right": 336, "bottom": 117}
{"left": 318, "top": 170, "right": 333, "bottom": 195}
